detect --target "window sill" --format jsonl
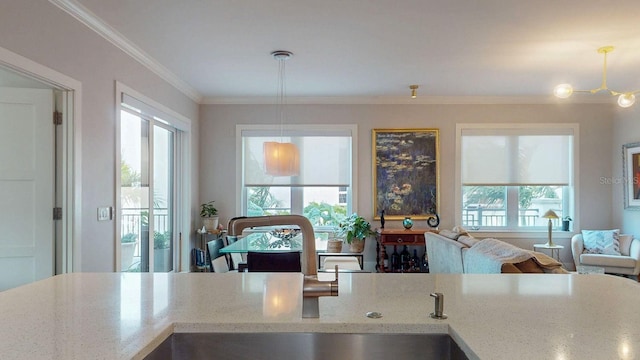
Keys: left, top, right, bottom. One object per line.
{"left": 468, "top": 230, "right": 576, "bottom": 239}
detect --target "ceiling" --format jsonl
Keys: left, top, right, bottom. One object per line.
{"left": 67, "top": 0, "right": 640, "bottom": 103}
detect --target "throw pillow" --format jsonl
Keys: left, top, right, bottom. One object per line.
{"left": 514, "top": 258, "right": 545, "bottom": 273}
{"left": 452, "top": 226, "right": 469, "bottom": 236}
{"left": 438, "top": 229, "right": 461, "bottom": 240}
{"left": 618, "top": 234, "right": 633, "bottom": 256}
{"left": 581, "top": 229, "right": 621, "bottom": 255}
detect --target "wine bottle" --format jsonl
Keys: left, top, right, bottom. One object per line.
{"left": 390, "top": 246, "right": 400, "bottom": 272}
{"left": 421, "top": 252, "right": 429, "bottom": 273}
{"left": 400, "top": 245, "right": 411, "bottom": 272}
{"left": 383, "top": 249, "right": 389, "bottom": 270}
{"left": 412, "top": 249, "right": 420, "bottom": 272}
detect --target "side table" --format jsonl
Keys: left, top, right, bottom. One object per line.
{"left": 533, "top": 243, "right": 564, "bottom": 261}
{"left": 376, "top": 228, "right": 437, "bottom": 272}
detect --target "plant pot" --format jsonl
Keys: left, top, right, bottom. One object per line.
{"left": 121, "top": 242, "right": 136, "bottom": 271}
{"left": 327, "top": 239, "right": 343, "bottom": 253}
{"left": 349, "top": 238, "right": 365, "bottom": 253}
{"left": 154, "top": 247, "right": 171, "bottom": 272}
{"left": 562, "top": 220, "right": 571, "bottom": 232}
{"left": 203, "top": 216, "right": 219, "bottom": 231}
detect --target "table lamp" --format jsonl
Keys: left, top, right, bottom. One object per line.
{"left": 542, "top": 210, "right": 559, "bottom": 247}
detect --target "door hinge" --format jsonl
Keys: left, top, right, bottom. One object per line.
{"left": 53, "top": 111, "right": 62, "bottom": 125}
{"left": 53, "top": 207, "right": 62, "bottom": 220}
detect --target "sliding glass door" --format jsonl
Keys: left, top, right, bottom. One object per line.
{"left": 120, "top": 109, "right": 175, "bottom": 273}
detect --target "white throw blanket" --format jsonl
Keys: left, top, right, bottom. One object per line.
{"left": 464, "top": 238, "right": 563, "bottom": 273}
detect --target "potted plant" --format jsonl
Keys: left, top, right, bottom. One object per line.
{"left": 338, "top": 213, "right": 376, "bottom": 252}
{"left": 200, "top": 201, "right": 219, "bottom": 231}
{"left": 154, "top": 231, "right": 171, "bottom": 271}
{"left": 562, "top": 216, "right": 572, "bottom": 231}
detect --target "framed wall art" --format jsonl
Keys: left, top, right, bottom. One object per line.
{"left": 372, "top": 128, "right": 439, "bottom": 220}
{"left": 622, "top": 141, "right": 640, "bottom": 209}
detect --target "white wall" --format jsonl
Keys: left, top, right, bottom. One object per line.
{"left": 0, "top": 1, "right": 623, "bottom": 272}
{"left": 613, "top": 106, "right": 640, "bottom": 235}
{"left": 0, "top": 1, "right": 199, "bottom": 271}
{"left": 200, "top": 103, "right": 616, "bottom": 269}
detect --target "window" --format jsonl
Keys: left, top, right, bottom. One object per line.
{"left": 457, "top": 124, "right": 576, "bottom": 230}
{"left": 117, "top": 85, "right": 190, "bottom": 273}
{"left": 239, "top": 125, "right": 356, "bottom": 230}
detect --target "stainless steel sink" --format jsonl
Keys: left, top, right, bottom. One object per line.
{"left": 144, "top": 332, "right": 469, "bottom": 360}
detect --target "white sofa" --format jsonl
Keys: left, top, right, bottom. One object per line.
{"left": 425, "top": 232, "right": 470, "bottom": 273}
{"left": 425, "top": 231, "right": 566, "bottom": 274}
{"left": 571, "top": 234, "right": 640, "bottom": 278}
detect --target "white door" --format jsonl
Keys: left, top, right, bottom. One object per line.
{"left": 0, "top": 88, "right": 54, "bottom": 291}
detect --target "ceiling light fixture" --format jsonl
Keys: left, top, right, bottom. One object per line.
{"left": 264, "top": 50, "right": 300, "bottom": 177}
{"left": 553, "top": 46, "right": 639, "bottom": 108}
{"left": 409, "top": 85, "right": 419, "bottom": 98}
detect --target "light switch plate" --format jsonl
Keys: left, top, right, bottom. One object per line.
{"left": 98, "top": 206, "right": 112, "bottom": 221}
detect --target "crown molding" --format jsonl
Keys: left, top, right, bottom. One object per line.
{"left": 49, "top": 0, "right": 202, "bottom": 103}
{"left": 201, "top": 95, "right": 615, "bottom": 105}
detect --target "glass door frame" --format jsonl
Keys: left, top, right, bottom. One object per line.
{"left": 115, "top": 82, "right": 192, "bottom": 273}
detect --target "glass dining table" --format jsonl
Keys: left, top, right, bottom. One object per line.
{"left": 220, "top": 232, "right": 364, "bottom": 270}
{"left": 220, "top": 232, "right": 327, "bottom": 253}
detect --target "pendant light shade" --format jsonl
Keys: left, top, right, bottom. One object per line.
{"left": 264, "top": 141, "right": 300, "bottom": 176}
{"left": 264, "top": 50, "right": 300, "bottom": 176}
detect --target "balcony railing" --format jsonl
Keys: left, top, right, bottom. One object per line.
{"left": 462, "top": 207, "right": 563, "bottom": 228}
{"left": 120, "top": 208, "right": 170, "bottom": 255}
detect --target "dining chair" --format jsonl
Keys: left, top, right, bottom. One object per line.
{"left": 211, "top": 255, "right": 230, "bottom": 273}
{"left": 322, "top": 256, "right": 361, "bottom": 271}
{"left": 247, "top": 251, "right": 302, "bottom": 272}
{"left": 225, "top": 235, "right": 247, "bottom": 271}
{"left": 207, "top": 239, "right": 225, "bottom": 272}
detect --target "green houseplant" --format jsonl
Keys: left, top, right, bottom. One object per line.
{"left": 200, "top": 201, "right": 219, "bottom": 231}
{"left": 153, "top": 231, "right": 171, "bottom": 271}
{"left": 562, "top": 216, "right": 572, "bottom": 232}
{"left": 338, "top": 213, "right": 376, "bottom": 252}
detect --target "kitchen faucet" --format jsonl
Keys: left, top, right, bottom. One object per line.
{"left": 227, "top": 215, "right": 339, "bottom": 318}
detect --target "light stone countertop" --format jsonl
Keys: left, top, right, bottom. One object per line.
{"left": 0, "top": 272, "right": 638, "bottom": 359}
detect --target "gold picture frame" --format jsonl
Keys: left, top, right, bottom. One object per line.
{"left": 372, "top": 128, "right": 439, "bottom": 220}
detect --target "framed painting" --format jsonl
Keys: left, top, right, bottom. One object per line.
{"left": 372, "top": 128, "right": 439, "bottom": 220}
{"left": 622, "top": 142, "right": 640, "bottom": 209}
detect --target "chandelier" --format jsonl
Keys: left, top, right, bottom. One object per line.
{"left": 553, "top": 46, "right": 639, "bottom": 108}
{"left": 264, "top": 50, "right": 300, "bottom": 176}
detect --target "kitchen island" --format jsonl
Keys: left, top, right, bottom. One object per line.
{"left": 0, "top": 272, "right": 638, "bottom": 359}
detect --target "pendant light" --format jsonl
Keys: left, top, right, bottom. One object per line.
{"left": 553, "top": 46, "right": 639, "bottom": 108}
{"left": 264, "top": 50, "right": 300, "bottom": 176}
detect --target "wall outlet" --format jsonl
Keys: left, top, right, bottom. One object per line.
{"left": 98, "top": 206, "right": 112, "bottom": 221}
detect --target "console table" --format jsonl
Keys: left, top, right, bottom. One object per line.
{"left": 376, "top": 228, "right": 437, "bottom": 272}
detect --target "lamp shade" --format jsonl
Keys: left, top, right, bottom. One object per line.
{"left": 264, "top": 142, "right": 300, "bottom": 176}
{"left": 542, "top": 209, "right": 559, "bottom": 219}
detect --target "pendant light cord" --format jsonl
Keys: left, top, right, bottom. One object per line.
{"left": 276, "top": 56, "right": 287, "bottom": 141}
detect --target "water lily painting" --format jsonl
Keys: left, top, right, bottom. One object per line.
{"left": 373, "top": 129, "right": 439, "bottom": 220}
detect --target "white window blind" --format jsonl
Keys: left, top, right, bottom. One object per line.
{"left": 242, "top": 128, "right": 352, "bottom": 186}
{"left": 461, "top": 128, "right": 573, "bottom": 186}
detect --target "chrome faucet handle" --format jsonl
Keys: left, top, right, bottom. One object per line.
{"left": 334, "top": 265, "right": 339, "bottom": 281}
{"left": 429, "top": 292, "right": 447, "bottom": 319}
